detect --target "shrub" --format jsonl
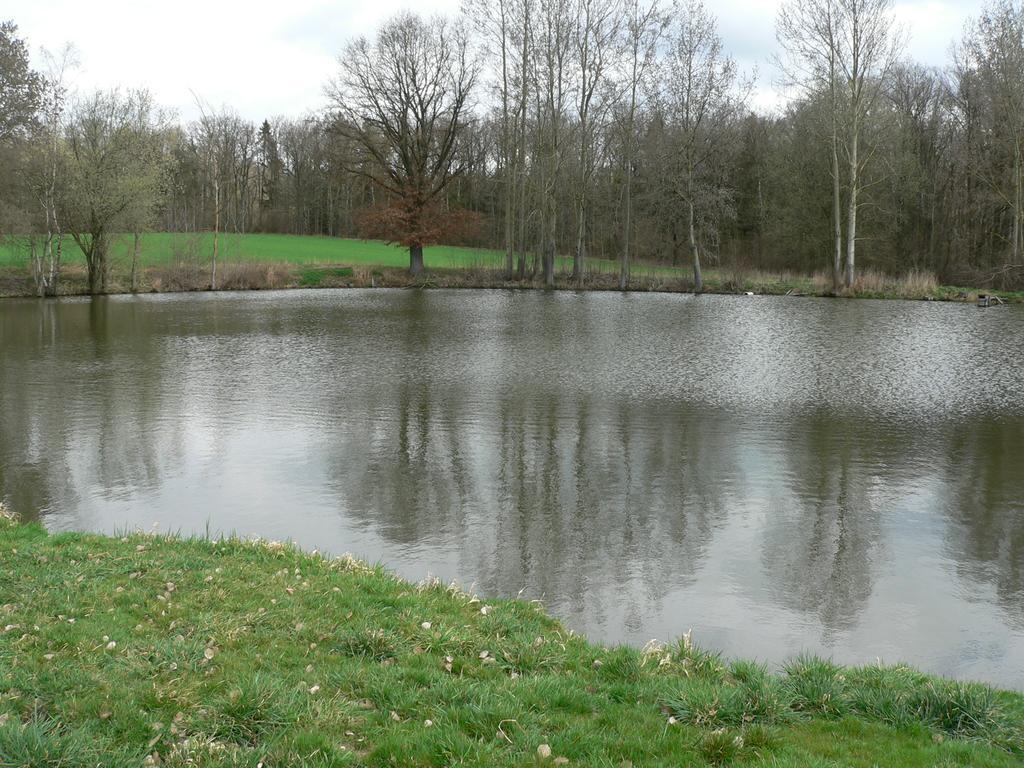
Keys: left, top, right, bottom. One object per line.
{"left": 698, "top": 728, "right": 744, "bottom": 766}
{"left": 332, "top": 628, "right": 403, "bottom": 661}
{"left": 912, "top": 681, "right": 1003, "bottom": 739}
{"left": 783, "top": 655, "right": 848, "bottom": 718}
{"left": 675, "top": 632, "right": 726, "bottom": 680}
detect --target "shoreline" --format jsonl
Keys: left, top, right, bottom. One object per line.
{"left": 2, "top": 262, "right": 1022, "bottom": 304}
{"left": 1, "top": 515, "right": 1021, "bottom": 766}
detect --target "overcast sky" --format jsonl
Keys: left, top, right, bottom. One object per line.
{"left": 8, "top": 0, "right": 980, "bottom": 122}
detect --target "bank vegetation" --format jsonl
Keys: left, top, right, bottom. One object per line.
{"left": 1, "top": 514, "right": 1022, "bottom": 767}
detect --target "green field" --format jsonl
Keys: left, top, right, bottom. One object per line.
{"left": 1, "top": 515, "right": 1022, "bottom": 767}
{"left": 0, "top": 233, "right": 489, "bottom": 269}
{"left": 3, "top": 232, "right": 1023, "bottom": 302}
{"left": 0, "top": 232, "right": 660, "bottom": 276}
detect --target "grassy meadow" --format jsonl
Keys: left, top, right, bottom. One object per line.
{"left": 2, "top": 231, "right": 1023, "bottom": 302}
{"left": 0, "top": 232, "right": 650, "bottom": 276}
{"left": 1, "top": 514, "right": 1022, "bottom": 768}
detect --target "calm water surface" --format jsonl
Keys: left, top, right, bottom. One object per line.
{"left": 2, "top": 289, "right": 1023, "bottom": 687}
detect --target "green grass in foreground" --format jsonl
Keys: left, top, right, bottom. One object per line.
{"left": 1, "top": 517, "right": 1021, "bottom": 767}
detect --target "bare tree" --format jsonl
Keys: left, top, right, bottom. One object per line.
{"left": 24, "top": 45, "right": 77, "bottom": 296}
{"left": 63, "top": 89, "right": 167, "bottom": 294}
{"left": 664, "top": 0, "right": 745, "bottom": 292}
{"left": 465, "top": 0, "right": 533, "bottom": 277}
{"left": 955, "top": 1, "right": 1024, "bottom": 268}
{"left": 837, "top": 0, "right": 904, "bottom": 286}
{"left": 190, "top": 101, "right": 256, "bottom": 289}
{"left": 513, "top": 0, "right": 535, "bottom": 277}
{"left": 777, "top": 0, "right": 845, "bottom": 290}
{"left": 327, "top": 12, "right": 478, "bottom": 275}
{"left": 122, "top": 118, "right": 171, "bottom": 293}
{"left": 618, "top": 0, "right": 667, "bottom": 289}
{"left": 778, "top": 0, "right": 903, "bottom": 288}
{"left": 533, "top": 0, "right": 575, "bottom": 286}
{"left": 570, "top": 0, "right": 621, "bottom": 280}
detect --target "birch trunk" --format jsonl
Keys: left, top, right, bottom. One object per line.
{"left": 212, "top": 177, "right": 220, "bottom": 290}
{"left": 50, "top": 213, "right": 63, "bottom": 297}
{"left": 831, "top": 77, "right": 843, "bottom": 292}
{"left": 500, "top": 5, "right": 515, "bottom": 278}
{"left": 844, "top": 122, "right": 859, "bottom": 288}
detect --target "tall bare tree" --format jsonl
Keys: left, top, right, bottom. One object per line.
{"left": 23, "top": 45, "right": 77, "bottom": 296}
{"left": 189, "top": 102, "right": 256, "bottom": 289}
{"left": 533, "top": 0, "right": 575, "bottom": 286}
{"left": 63, "top": 89, "right": 166, "bottom": 294}
{"left": 327, "top": 12, "right": 478, "bottom": 275}
{"left": 665, "top": 0, "right": 745, "bottom": 292}
{"left": 618, "top": 0, "right": 666, "bottom": 289}
{"left": 464, "top": 0, "right": 535, "bottom": 277}
{"left": 778, "top": 0, "right": 903, "bottom": 288}
{"left": 777, "top": 0, "right": 845, "bottom": 290}
{"left": 837, "top": 0, "right": 904, "bottom": 286}
{"left": 571, "top": 0, "right": 621, "bottom": 280}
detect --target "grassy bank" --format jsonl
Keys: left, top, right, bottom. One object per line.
{"left": 1, "top": 516, "right": 1021, "bottom": 767}
{"left": 3, "top": 232, "right": 1023, "bottom": 303}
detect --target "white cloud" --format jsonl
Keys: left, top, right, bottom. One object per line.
{"left": 7, "top": 0, "right": 976, "bottom": 122}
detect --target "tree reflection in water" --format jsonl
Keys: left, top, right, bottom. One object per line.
{"left": 1, "top": 290, "right": 1023, "bottom": 685}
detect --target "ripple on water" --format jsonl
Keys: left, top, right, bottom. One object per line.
{"left": 1, "top": 289, "right": 1023, "bottom": 687}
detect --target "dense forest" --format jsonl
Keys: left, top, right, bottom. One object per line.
{"left": 1, "top": 0, "right": 1023, "bottom": 295}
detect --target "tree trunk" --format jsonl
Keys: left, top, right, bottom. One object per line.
{"left": 573, "top": 204, "right": 586, "bottom": 282}
{"left": 30, "top": 239, "right": 42, "bottom": 297}
{"left": 87, "top": 255, "right": 98, "bottom": 295}
{"left": 131, "top": 232, "right": 141, "bottom": 293}
{"left": 505, "top": 196, "right": 516, "bottom": 277}
{"left": 544, "top": 237, "right": 555, "bottom": 287}
{"left": 620, "top": 164, "right": 632, "bottom": 291}
{"left": 620, "top": 35, "right": 641, "bottom": 293}
{"left": 51, "top": 229, "right": 62, "bottom": 297}
{"left": 515, "top": 4, "right": 530, "bottom": 282}
{"left": 87, "top": 257, "right": 104, "bottom": 295}
{"left": 543, "top": 181, "right": 557, "bottom": 287}
{"left": 831, "top": 133, "right": 843, "bottom": 292}
{"left": 410, "top": 244, "right": 424, "bottom": 276}
{"left": 844, "top": 125, "right": 859, "bottom": 288}
{"left": 689, "top": 199, "right": 703, "bottom": 293}
{"left": 829, "top": 42, "right": 843, "bottom": 294}
{"left": 212, "top": 177, "right": 220, "bottom": 290}
{"left": 501, "top": 13, "right": 516, "bottom": 280}
{"left": 86, "top": 234, "right": 107, "bottom": 295}
{"left": 1013, "top": 145, "right": 1022, "bottom": 265}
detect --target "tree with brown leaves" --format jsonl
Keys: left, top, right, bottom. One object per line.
{"left": 327, "top": 12, "right": 478, "bottom": 276}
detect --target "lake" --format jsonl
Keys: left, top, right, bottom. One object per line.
{"left": 2, "top": 289, "right": 1022, "bottom": 687}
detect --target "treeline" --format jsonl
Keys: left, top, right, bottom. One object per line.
{"left": 1, "top": 0, "right": 1023, "bottom": 296}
